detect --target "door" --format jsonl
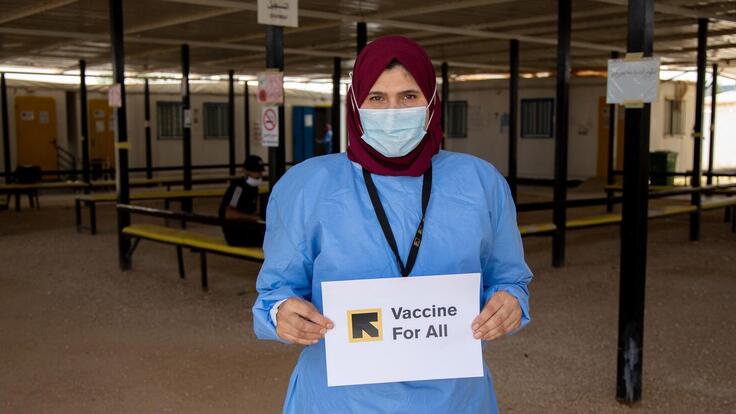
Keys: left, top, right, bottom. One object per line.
{"left": 88, "top": 99, "right": 115, "bottom": 167}
{"left": 15, "top": 96, "right": 58, "bottom": 171}
{"left": 292, "top": 106, "right": 316, "bottom": 163}
{"left": 596, "top": 97, "right": 625, "bottom": 178}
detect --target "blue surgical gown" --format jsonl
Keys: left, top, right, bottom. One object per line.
{"left": 253, "top": 150, "right": 532, "bottom": 413}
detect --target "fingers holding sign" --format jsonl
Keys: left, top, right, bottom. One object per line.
{"left": 276, "top": 297, "right": 334, "bottom": 346}
{"left": 471, "top": 291, "right": 521, "bottom": 341}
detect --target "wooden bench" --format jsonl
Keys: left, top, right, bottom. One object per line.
{"left": 75, "top": 188, "right": 228, "bottom": 234}
{"left": 122, "top": 224, "right": 264, "bottom": 290}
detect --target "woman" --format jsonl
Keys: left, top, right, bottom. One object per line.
{"left": 253, "top": 35, "right": 532, "bottom": 413}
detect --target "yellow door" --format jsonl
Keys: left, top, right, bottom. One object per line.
{"left": 596, "top": 97, "right": 626, "bottom": 178}
{"left": 88, "top": 99, "right": 115, "bottom": 167}
{"left": 15, "top": 96, "right": 58, "bottom": 171}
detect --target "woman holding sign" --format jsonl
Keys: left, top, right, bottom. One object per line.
{"left": 253, "top": 36, "right": 532, "bottom": 413}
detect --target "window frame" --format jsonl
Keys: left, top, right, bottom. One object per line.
{"left": 520, "top": 98, "right": 555, "bottom": 139}
{"left": 664, "top": 98, "right": 685, "bottom": 137}
{"left": 202, "top": 101, "right": 230, "bottom": 140}
{"left": 156, "top": 101, "right": 183, "bottom": 140}
{"left": 446, "top": 100, "right": 468, "bottom": 139}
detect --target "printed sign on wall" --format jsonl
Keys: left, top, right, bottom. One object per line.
{"left": 261, "top": 106, "right": 279, "bottom": 147}
{"left": 257, "top": 0, "right": 298, "bottom": 28}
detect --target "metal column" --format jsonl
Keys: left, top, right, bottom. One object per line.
{"left": 606, "top": 51, "right": 620, "bottom": 212}
{"left": 690, "top": 18, "right": 707, "bottom": 241}
{"left": 228, "top": 70, "right": 235, "bottom": 176}
{"left": 706, "top": 64, "right": 718, "bottom": 185}
{"left": 441, "top": 62, "right": 449, "bottom": 150}
{"left": 331, "top": 57, "right": 341, "bottom": 154}
{"left": 265, "top": 25, "right": 286, "bottom": 189}
{"left": 1, "top": 73, "right": 11, "bottom": 184}
{"left": 616, "top": 0, "right": 653, "bottom": 403}
{"left": 508, "top": 40, "right": 519, "bottom": 202}
{"left": 109, "top": 0, "right": 131, "bottom": 270}
{"left": 552, "top": 0, "right": 571, "bottom": 268}
{"left": 181, "top": 44, "right": 192, "bottom": 214}
{"left": 144, "top": 78, "right": 152, "bottom": 179}
{"left": 244, "top": 80, "right": 251, "bottom": 158}
{"left": 79, "top": 60, "right": 91, "bottom": 186}
{"left": 357, "top": 22, "right": 367, "bottom": 54}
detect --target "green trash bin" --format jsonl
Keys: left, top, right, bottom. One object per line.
{"left": 649, "top": 151, "right": 678, "bottom": 186}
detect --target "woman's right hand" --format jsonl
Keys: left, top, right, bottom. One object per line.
{"left": 275, "top": 297, "right": 334, "bottom": 345}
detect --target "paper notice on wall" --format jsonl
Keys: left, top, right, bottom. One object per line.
{"left": 39, "top": 111, "right": 49, "bottom": 124}
{"left": 261, "top": 106, "right": 279, "bottom": 147}
{"left": 606, "top": 57, "right": 660, "bottom": 105}
{"left": 21, "top": 111, "right": 34, "bottom": 121}
{"left": 108, "top": 83, "right": 122, "bottom": 108}
{"left": 257, "top": 71, "right": 284, "bottom": 104}
{"left": 257, "top": 0, "right": 298, "bottom": 28}
{"left": 95, "top": 120, "right": 105, "bottom": 133}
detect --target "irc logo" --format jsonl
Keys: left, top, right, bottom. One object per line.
{"left": 347, "top": 309, "right": 383, "bottom": 343}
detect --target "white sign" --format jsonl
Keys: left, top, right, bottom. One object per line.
{"left": 607, "top": 57, "right": 660, "bottom": 105}
{"left": 183, "top": 109, "right": 192, "bottom": 128}
{"left": 20, "top": 111, "right": 34, "bottom": 121}
{"left": 257, "top": 0, "right": 298, "bottom": 28}
{"left": 261, "top": 106, "right": 279, "bottom": 147}
{"left": 257, "top": 71, "right": 284, "bottom": 104}
{"left": 108, "top": 83, "right": 122, "bottom": 108}
{"left": 322, "top": 273, "right": 483, "bottom": 387}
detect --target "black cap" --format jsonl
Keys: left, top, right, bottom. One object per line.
{"left": 244, "top": 155, "right": 265, "bottom": 172}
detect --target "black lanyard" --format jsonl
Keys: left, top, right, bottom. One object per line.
{"left": 362, "top": 167, "right": 432, "bottom": 277}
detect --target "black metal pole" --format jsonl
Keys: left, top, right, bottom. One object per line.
{"left": 606, "top": 51, "right": 620, "bottom": 212}
{"left": 244, "top": 80, "right": 251, "bottom": 158}
{"left": 331, "top": 57, "right": 341, "bottom": 154}
{"left": 144, "top": 78, "right": 152, "bottom": 179}
{"left": 109, "top": 0, "right": 131, "bottom": 270}
{"left": 181, "top": 44, "right": 192, "bottom": 214}
{"left": 508, "top": 40, "right": 519, "bottom": 202}
{"left": 552, "top": 0, "right": 571, "bottom": 268}
{"left": 357, "top": 22, "right": 367, "bottom": 54}
{"left": 616, "top": 0, "right": 653, "bottom": 403}
{"left": 690, "top": 18, "right": 707, "bottom": 241}
{"left": 79, "top": 60, "right": 91, "bottom": 186}
{"left": 1, "top": 73, "right": 11, "bottom": 184}
{"left": 707, "top": 63, "right": 717, "bottom": 186}
{"left": 441, "top": 62, "right": 449, "bottom": 150}
{"left": 265, "top": 25, "right": 286, "bottom": 189}
{"left": 228, "top": 70, "right": 236, "bottom": 176}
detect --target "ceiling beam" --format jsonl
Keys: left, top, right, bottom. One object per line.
{"left": 0, "top": 0, "right": 77, "bottom": 25}
{"left": 590, "top": 0, "right": 736, "bottom": 23}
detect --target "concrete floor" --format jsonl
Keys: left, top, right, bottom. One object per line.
{"left": 0, "top": 193, "right": 734, "bottom": 413}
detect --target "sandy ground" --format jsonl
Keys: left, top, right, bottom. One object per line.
{"left": 0, "top": 191, "right": 735, "bottom": 413}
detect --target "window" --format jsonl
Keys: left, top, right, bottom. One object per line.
{"left": 157, "top": 101, "right": 182, "bottom": 140}
{"left": 664, "top": 99, "right": 684, "bottom": 136}
{"left": 203, "top": 102, "right": 230, "bottom": 139}
{"left": 447, "top": 101, "right": 467, "bottom": 138}
{"left": 521, "top": 98, "right": 554, "bottom": 138}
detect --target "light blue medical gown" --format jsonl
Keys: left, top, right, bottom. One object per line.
{"left": 253, "top": 150, "right": 532, "bottom": 413}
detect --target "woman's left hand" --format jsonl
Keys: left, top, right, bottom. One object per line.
{"left": 471, "top": 291, "right": 521, "bottom": 341}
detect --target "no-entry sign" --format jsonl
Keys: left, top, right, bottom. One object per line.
{"left": 322, "top": 273, "right": 483, "bottom": 387}
{"left": 261, "top": 106, "right": 279, "bottom": 147}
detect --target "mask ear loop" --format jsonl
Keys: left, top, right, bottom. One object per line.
{"left": 424, "top": 86, "right": 438, "bottom": 130}
{"left": 348, "top": 84, "right": 365, "bottom": 136}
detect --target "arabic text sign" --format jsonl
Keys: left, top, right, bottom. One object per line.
{"left": 607, "top": 57, "right": 660, "bottom": 105}
{"left": 322, "top": 273, "right": 483, "bottom": 387}
{"left": 257, "top": 0, "right": 298, "bottom": 28}
{"left": 261, "top": 106, "right": 279, "bottom": 147}
{"left": 257, "top": 71, "right": 284, "bottom": 104}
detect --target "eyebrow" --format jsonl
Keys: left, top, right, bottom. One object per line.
{"left": 367, "top": 89, "right": 421, "bottom": 95}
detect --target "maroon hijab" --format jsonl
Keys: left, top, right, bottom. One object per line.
{"left": 346, "top": 36, "right": 442, "bottom": 177}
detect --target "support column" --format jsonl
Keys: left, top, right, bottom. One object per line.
{"left": 265, "top": 25, "right": 286, "bottom": 189}
{"left": 79, "top": 60, "right": 91, "bottom": 186}
{"left": 508, "top": 40, "right": 519, "bottom": 201}
{"left": 144, "top": 78, "right": 152, "bottom": 179}
{"left": 706, "top": 63, "right": 718, "bottom": 185}
{"left": 109, "top": 0, "right": 131, "bottom": 270}
{"left": 244, "top": 80, "right": 251, "bottom": 158}
{"left": 441, "top": 62, "right": 449, "bottom": 150}
{"left": 357, "top": 22, "right": 367, "bottom": 54}
{"left": 181, "top": 44, "right": 192, "bottom": 213}
{"left": 228, "top": 70, "right": 236, "bottom": 176}
{"left": 606, "top": 51, "right": 620, "bottom": 212}
{"left": 331, "top": 57, "right": 341, "bottom": 154}
{"left": 552, "top": 0, "right": 571, "bottom": 268}
{"left": 690, "top": 18, "right": 707, "bottom": 241}
{"left": 616, "top": 0, "right": 653, "bottom": 403}
{"left": 1, "top": 73, "right": 11, "bottom": 184}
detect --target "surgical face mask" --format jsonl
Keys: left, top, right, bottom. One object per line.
{"left": 246, "top": 177, "right": 262, "bottom": 187}
{"left": 351, "top": 87, "right": 436, "bottom": 158}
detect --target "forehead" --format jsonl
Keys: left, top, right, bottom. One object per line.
{"left": 368, "top": 65, "right": 421, "bottom": 92}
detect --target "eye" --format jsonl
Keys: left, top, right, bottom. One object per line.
{"left": 369, "top": 95, "right": 384, "bottom": 102}
{"left": 402, "top": 94, "right": 417, "bottom": 101}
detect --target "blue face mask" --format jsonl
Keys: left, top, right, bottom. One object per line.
{"left": 352, "top": 87, "right": 436, "bottom": 158}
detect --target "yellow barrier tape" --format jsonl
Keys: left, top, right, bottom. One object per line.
{"left": 624, "top": 52, "right": 643, "bottom": 61}
{"left": 623, "top": 99, "right": 644, "bottom": 108}
{"left": 115, "top": 141, "right": 131, "bottom": 150}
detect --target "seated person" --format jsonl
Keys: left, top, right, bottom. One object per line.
{"left": 218, "top": 155, "right": 266, "bottom": 247}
